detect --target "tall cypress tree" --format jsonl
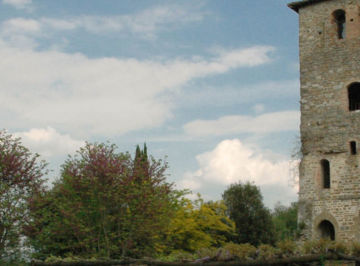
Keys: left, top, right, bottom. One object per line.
{"left": 133, "top": 143, "right": 149, "bottom": 183}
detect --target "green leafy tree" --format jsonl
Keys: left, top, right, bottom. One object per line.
{"left": 0, "top": 130, "right": 47, "bottom": 259}
{"left": 26, "top": 142, "right": 175, "bottom": 259}
{"left": 272, "top": 202, "right": 298, "bottom": 241}
{"left": 222, "top": 182, "right": 275, "bottom": 246}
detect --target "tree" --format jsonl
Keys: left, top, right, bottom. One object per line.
{"left": 164, "top": 196, "right": 235, "bottom": 253}
{"left": 222, "top": 182, "right": 275, "bottom": 246}
{"left": 272, "top": 202, "right": 299, "bottom": 241}
{"left": 26, "top": 142, "right": 176, "bottom": 259}
{"left": 0, "top": 130, "right": 47, "bottom": 259}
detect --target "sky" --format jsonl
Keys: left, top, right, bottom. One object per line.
{"left": 0, "top": 0, "right": 301, "bottom": 208}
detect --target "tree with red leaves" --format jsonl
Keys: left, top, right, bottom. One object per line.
{"left": 27, "top": 142, "right": 175, "bottom": 259}
{"left": 0, "top": 130, "right": 47, "bottom": 259}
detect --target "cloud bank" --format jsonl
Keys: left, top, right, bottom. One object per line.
{"left": 14, "top": 127, "right": 84, "bottom": 157}
{"left": 0, "top": 42, "right": 274, "bottom": 136}
{"left": 1, "top": 4, "right": 207, "bottom": 41}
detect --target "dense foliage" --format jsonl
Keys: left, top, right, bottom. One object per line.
{"left": 26, "top": 143, "right": 176, "bottom": 259}
{"left": 222, "top": 182, "right": 276, "bottom": 246}
{"left": 163, "top": 197, "right": 235, "bottom": 254}
{"left": 272, "top": 202, "right": 299, "bottom": 240}
{"left": 0, "top": 131, "right": 305, "bottom": 263}
{"left": 0, "top": 130, "right": 47, "bottom": 260}
{"left": 35, "top": 239, "right": 360, "bottom": 264}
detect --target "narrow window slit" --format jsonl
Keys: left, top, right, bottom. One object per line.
{"left": 333, "top": 9, "right": 346, "bottom": 39}
{"left": 350, "top": 141, "right": 357, "bottom": 155}
{"left": 321, "top": 159, "right": 330, "bottom": 189}
{"left": 348, "top": 83, "right": 360, "bottom": 111}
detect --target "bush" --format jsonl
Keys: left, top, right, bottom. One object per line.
{"left": 222, "top": 243, "right": 257, "bottom": 260}
{"left": 0, "top": 259, "right": 27, "bottom": 266}
{"left": 195, "top": 247, "right": 218, "bottom": 259}
{"left": 45, "top": 255, "right": 62, "bottom": 263}
{"left": 330, "top": 241, "right": 349, "bottom": 255}
{"left": 257, "top": 244, "right": 278, "bottom": 260}
{"left": 160, "top": 250, "right": 195, "bottom": 262}
{"left": 352, "top": 242, "right": 360, "bottom": 257}
{"left": 276, "top": 239, "right": 298, "bottom": 257}
{"left": 303, "top": 239, "right": 332, "bottom": 254}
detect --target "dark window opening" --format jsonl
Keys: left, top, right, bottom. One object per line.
{"left": 348, "top": 83, "right": 360, "bottom": 111}
{"left": 333, "top": 9, "right": 346, "bottom": 39}
{"left": 350, "top": 141, "right": 357, "bottom": 155}
{"left": 318, "top": 220, "right": 335, "bottom": 240}
{"left": 321, "top": 159, "right": 330, "bottom": 189}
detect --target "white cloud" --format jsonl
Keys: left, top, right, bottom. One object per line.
{"left": 14, "top": 127, "right": 84, "bottom": 157}
{"left": 179, "top": 139, "right": 298, "bottom": 206}
{"left": 1, "top": 18, "right": 42, "bottom": 48}
{"left": 3, "top": 0, "right": 31, "bottom": 9}
{"left": 2, "top": 18, "right": 40, "bottom": 34}
{"left": 0, "top": 41, "right": 274, "bottom": 136}
{"left": 45, "top": 5, "right": 204, "bottom": 36}
{"left": 182, "top": 139, "right": 290, "bottom": 186}
{"left": 1, "top": 5, "right": 207, "bottom": 42}
{"left": 184, "top": 110, "right": 300, "bottom": 137}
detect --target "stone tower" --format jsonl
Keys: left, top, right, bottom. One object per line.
{"left": 289, "top": 0, "right": 360, "bottom": 242}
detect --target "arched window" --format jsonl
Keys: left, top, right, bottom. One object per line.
{"left": 333, "top": 9, "right": 346, "bottom": 39}
{"left": 318, "top": 220, "right": 335, "bottom": 240}
{"left": 348, "top": 83, "right": 360, "bottom": 111}
{"left": 321, "top": 159, "right": 330, "bottom": 189}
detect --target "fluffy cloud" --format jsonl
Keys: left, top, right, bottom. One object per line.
{"left": 0, "top": 18, "right": 42, "bottom": 48}
{"left": 3, "top": 0, "right": 31, "bottom": 9}
{"left": 181, "top": 139, "right": 291, "bottom": 187}
{"left": 14, "top": 127, "right": 84, "bottom": 157}
{"left": 179, "top": 139, "right": 298, "bottom": 206}
{"left": 0, "top": 42, "right": 274, "bottom": 136}
{"left": 184, "top": 110, "right": 300, "bottom": 137}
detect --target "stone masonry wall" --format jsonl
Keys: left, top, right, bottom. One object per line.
{"left": 297, "top": 0, "right": 360, "bottom": 241}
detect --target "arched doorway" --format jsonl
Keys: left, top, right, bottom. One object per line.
{"left": 318, "top": 220, "right": 335, "bottom": 240}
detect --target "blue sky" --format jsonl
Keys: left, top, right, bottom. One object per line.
{"left": 0, "top": 0, "right": 300, "bottom": 208}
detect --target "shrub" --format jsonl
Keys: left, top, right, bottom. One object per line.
{"left": 161, "top": 250, "right": 195, "bottom": 262}
{"left": 196, "top": 247, "right": 218, "bottom": 259}
{"left": 352, "top": 242, "right": 360, "bottom": 257}
{"left": 222, "top": 243, "right": 257, "bottom": 260}
{"left": 276, "top": 239, "right": 298, "bottom": 257}
{"left": 257, "top": 244, "right": 278, "bottom": 260}
{"left": 303, "top": 239, "right": 332, "bottom": 254}
{"left": 329, "top": 241, "right": 349, "bottom": 255}
{"left": 45, "top": 255, "right": 62, "bottom": 262}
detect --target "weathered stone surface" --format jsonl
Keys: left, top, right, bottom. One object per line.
{"left": 293, "top": 0, "right": 360, "bottom": 241}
